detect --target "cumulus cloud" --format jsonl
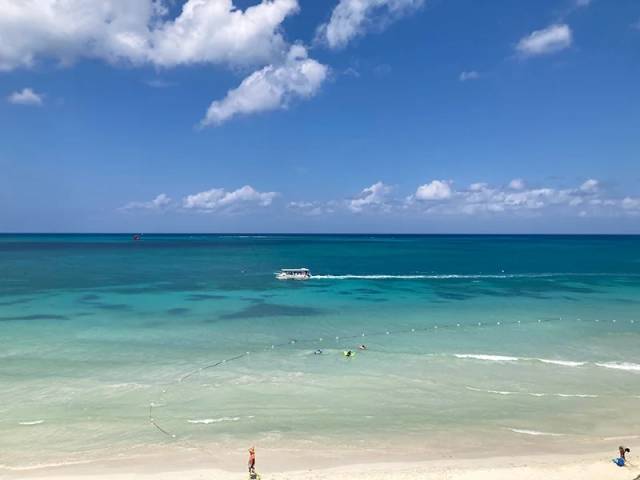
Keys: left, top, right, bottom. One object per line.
{"left": 0, "top": 0, "right": 300, "bottom": 71}
{"left": 183, "top": 185, "right": 277, "bottom": 213}
{"left": 121, "top": 193, "right": 171, "bottom": 210}
{"left": 403, "top": 178, "right": 631, "bottom": 216}
{"left": 199, "top": 45, "right": 330, "bottom": 128}
{"left": 411, "top": 180, "right": 453, "bottom": 201}
{"left": 515, "top": 24, "right": 572, "bottom": 57}
{"left": 7, "top": 87, "right": 44, "bottom": 106}
{"left": 459, "top": 71, "right": 479, "bottom": 82}
{"left": 348, "top": 181, "right": 393, "bottom": 213}
{"left": 508, "top": 179, "right": 525, "bottom": 190}
{"left": 316, "top": 0, "right": 424, "bottom": 49}
{"left": 317, "top": 178, "right": 638, "bottom": 218}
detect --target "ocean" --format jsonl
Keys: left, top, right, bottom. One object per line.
{"left": 1, "top": 234, "right": 639, "bottom": 470}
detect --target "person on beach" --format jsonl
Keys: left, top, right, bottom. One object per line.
{"left": 248, "top": 446, "right": 256, "bottom": 475}
{"left": 620, "top": 445, "right": 630, "bottom": 460}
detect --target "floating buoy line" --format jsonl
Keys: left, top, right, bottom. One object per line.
{"left": 149, "top": 316, "right": 637, "bottom": 457}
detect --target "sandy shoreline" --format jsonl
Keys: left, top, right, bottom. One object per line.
{"left": 3, "top": 452, "right": 638, "bottom": 480}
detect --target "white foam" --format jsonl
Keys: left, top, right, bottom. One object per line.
{"left": 455, "top": 354, "right": 519, "bottom": 362}
{"left": 595, "top": 362, "right": 640, "bottom": 372}
{"left": 188, "top": 417, "right": 240, "bottom": 425}
{"left": 507, "top": 428, "right": 563, "bottom": 436}
{"left": 309, "top": 272, "right": 633, "bottom": 280}
{"left": 468, "top": 387, "right": 598, "bottom": 398}
{"left": 467, "top": 387, "right": 517, "bottom": 395}
{"left": 557, "top": 394, "right": 598, "bottom": 398}
{"left": 538, "top": 359, "right": 586, "bottom": 367}
{"left": 18, "top": 420, "right": 43, "bottom": 426}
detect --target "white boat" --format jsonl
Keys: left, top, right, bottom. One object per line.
{"left": 276, "top": 268, "right": 311, "bottom": 280}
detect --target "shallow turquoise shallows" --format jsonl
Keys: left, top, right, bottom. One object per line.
{"left": 1, "top": 234, "right": 639, "bottom": 468}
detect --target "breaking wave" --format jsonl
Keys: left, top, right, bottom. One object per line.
{"left": 506, "top": 428, "right": 563, "bottom": 436}
{"left": 455, "top": 355, "right": 640, "bottom": 373}
{"left": 594, "top": 362, "right": 640, "bottom": 372}
{"left": 467, "top": 387, "right": 597, "bottom": 398}
{"left": 187, "top": 417, "right": 240, "bottom": 425}
{"left": 18, "top": 420, "right": 44, "bottom": 426}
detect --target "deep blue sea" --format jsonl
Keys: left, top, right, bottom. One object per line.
{"left": 1, "top": 234, "right": 639, "bottom": 469}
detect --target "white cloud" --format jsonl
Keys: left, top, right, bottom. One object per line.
{"left": 121, "top": 193, "right": 171, "bottom": 210}
{"left": 515, "top": 24, "right": 572, "bottom": 57}
{"left": 287, "top": 201, "right": 324, "bottom": 216}
{"left": 469, "top": 182, "right": 488, "bottom": 191}
{"left": 578, "top": 179, "right": 598, "bottom": 193}
{"left": 405, "top": 179, "right": 631, "bottom": 216}
{"left": 7, "top": 87, "right": 44, "bottom": 106}
{"left": 199, "top": 45, "right": 330, "bottom": 127}
{"left": 0, "top": 0, "right": 300, "bottom": 71}
{"left": 373, "top": 64, "right": 391, "bottom": 75}
{"left": 348, "top": 181, "right": 393, "bottom": 213}
{"left": 632, "top": 19, "right": 640, "bottom": 30}
{"left": 508, "top": 179, "right": 525, "bottom": 190}
{"left": 622, "top": 198, "right": 640, "bottom": 210}
{"left": 316, "top": 0, "right": 424, "bottom": 50}
{"left": 459, "top": 71, "right": 479, "bottom": 82}
{"left": 574, "top": 0, "right": 592, "bottom": 6}
{"left": 412, "top": 180, "right": 453, "bottom": 201}
{"left": 144, "top": 79, "right": 175, "bottom": 88}
{"left": 183, "top": 185, "right": 277, "bottom": 212}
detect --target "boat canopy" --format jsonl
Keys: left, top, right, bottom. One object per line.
{"left": 281, "top": 268, "right": 309, "bottom": 273}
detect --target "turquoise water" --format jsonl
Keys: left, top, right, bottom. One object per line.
{"left": 1, "top": 234, "right": 640, "bottom": 469}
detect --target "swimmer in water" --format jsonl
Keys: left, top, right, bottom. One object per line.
{"left": 359, "top": 345, "right": 367, "bottom": 350}
{"left": 314, "top": 349, "right": 323, "bottom": 355}
{"left": 620, "top": 445, "right": 630, "bottom": 460}
{"left": 345, "top": 350, "right": 354, "bottom": 357}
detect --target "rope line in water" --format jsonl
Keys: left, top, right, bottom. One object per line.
{"left": 149, "top": 316, "right": 637, "bottom": 456}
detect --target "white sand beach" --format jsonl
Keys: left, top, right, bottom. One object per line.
{"left": 3, "top": 453, "right": 638, "bottom": 480}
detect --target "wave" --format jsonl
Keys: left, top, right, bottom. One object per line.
{"left": 458, "top": 355, "right": 640, "bottom": 374}
{"left": 467, "top": 387, "right": 597, "bottom": 398}
{"left": 18, "top": 420, "right": 43, "bottom": 426}
{"left": 467, "top": 387, "right": 516, "bottom": 395}
{"left": 506, "top": 428, "right": 563, "bottom": 436}
{"left": 538, "top": 359, "right": 586, "bottom": 367}
{"left": 456, "top": 354, "right": 589, "bottom": 368}
{"left": 455, "top": 354, "right": 519, "bottom": 362}
{"left": 595, "top": 362, "right": 640, "bottom": 372}
{"left": 309, "top": 272, "right": 636, "bottom": 280}
{"left": 188, "top": 417, "right": 240, "bottom": 424}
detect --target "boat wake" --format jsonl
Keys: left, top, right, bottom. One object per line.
{"left": 309, "top": 272, "right": 633, "bottom": 280}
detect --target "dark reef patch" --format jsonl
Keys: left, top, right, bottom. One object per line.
{"left": 0, "top": 298, "right": 32, "bottom": 306}
{"left": 187, "top": 294, "right": 227, "bottom": 301}
{"left": 168, "top": 308, "right": 190, "bottom": 315}
{"left": 94, "top": 303, "right": 132, "bottom": 311}
{"left": 219, "top": 303, "right": 325, "bottom": 320}
{"left": 0, "top": 314, "right": 67, "bottom": 322}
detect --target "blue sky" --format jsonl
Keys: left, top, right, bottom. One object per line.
{"left": 1, "top": 0, "right": 639, "bottom": 233}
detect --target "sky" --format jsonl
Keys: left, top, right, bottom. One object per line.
{"left": 0, "top": 0, "right": 639, "bottom": 233}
